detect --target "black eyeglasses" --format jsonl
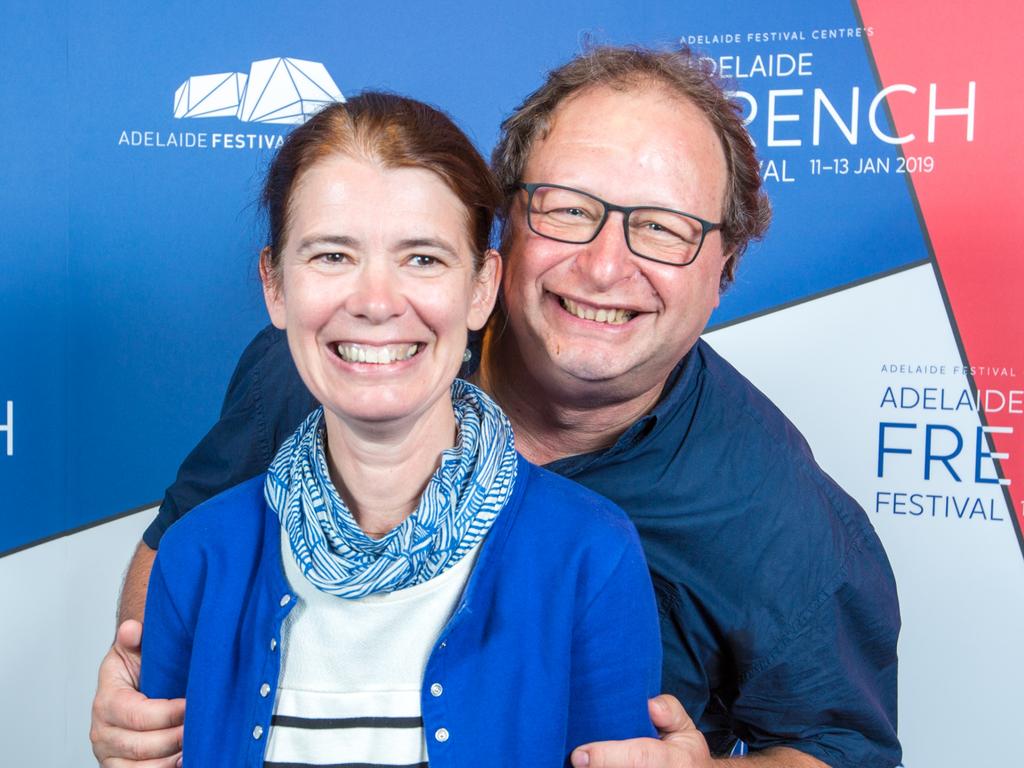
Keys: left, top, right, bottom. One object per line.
{"left": 516, "top": 182, "right": 722, "bottom": 267}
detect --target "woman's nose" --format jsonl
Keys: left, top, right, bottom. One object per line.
{"left": 344, "top": 261, "right": 407, "bottom": 322}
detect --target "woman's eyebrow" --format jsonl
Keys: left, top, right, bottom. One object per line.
{"left": 297, "top": 234, "right": 360, "bottom": 252}
{"left": 396, "top": 237, "right": 458, "bottom": 257}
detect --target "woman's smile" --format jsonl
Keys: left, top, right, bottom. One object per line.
{"left": 332, "top": 341, "right": 422, "bottom": 366}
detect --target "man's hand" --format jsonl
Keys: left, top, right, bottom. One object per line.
{"left": 570, "top": 694, "right": 832, "bottom": 768}
{"left": 89, "top": 620, "right": 185, "bottom": 767}
{"left": 570, "top": 694, "right": 713, "bottom": 768}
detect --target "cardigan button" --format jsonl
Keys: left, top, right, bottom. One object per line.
{"left": 430, "top": 683, "right": 443, "bottom": 697}
{"left": 260, "top": 683, "right": 271, "bottom": 698}
{"left": 270, "top": 638, "right": 277, "bottom": 651}
{"left": 434, "top": 727, "right": 449, "bottom": 743}
{"left": 280, "top": 594, "right": 292, "bottom": 607}
{"left": 252, "top": 725, "right": 264, "bottom": 740}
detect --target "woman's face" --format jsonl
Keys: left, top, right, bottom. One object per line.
{"left": 263, "top": 154, "right": 499, "bottom": 431}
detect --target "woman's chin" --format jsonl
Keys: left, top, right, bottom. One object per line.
{"left": 320, "top": 388, "right": 450, "bottom": 434}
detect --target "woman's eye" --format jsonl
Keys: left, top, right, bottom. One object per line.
{"left": 317, "top": 252, "right": 349, "bottom": 264}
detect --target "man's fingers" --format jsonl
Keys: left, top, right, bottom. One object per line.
{"left": 648, "top": 694, "right": 695, "bottom": 738}
{"left": 115, "top": 619, "right": 144, "bottom": 651}
{"left": 97, "top": 624, "right": 144, "bottom": 697}
{"left": 94, "top": 686, "right": 185, "bottom": 736}
{"left": 571, "top": 738, "right": 666, "bottom": 768}
{"left": 109, "top": 620, "right": 144, "bottom": 689}
{"left": 570, "top": 698, "right": 713, "bottom": 768}
{"left": 91, "top": 623, "right": 186, "bottom": 764}
{"left": 113, "top": 690, "right": 186, "bottom": 732}
{"left": 103, "top": 751, "right": 182, "bottom": 768}
{"left": 95, "top": 723, "right": 183, "bottom": 764}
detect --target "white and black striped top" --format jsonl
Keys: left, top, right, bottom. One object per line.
{"left": 265, "top": 689, "right": 428, "bottom": 767}
{"left": 263, "top": 535, "right": 480, "bottom": 767}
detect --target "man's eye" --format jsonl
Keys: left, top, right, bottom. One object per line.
{"left": 538, "top": 205, "right": 598, "bottom": 227}
{"left": 633, "top": 218, "right": 698, "bottom": 245}
{"left": 551, "top": 206, "right": 591, "bottom": 219}
{"left": 410, "top": 254, "right": 440, "bottom": 267}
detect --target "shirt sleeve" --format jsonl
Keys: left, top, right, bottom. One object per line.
{"left": 143, "top": 325, "right": 314, "bottom": 548}
{"left": 139, "top": 553, "right": 192, "bottom": 699}
{"left": 564, "top": 525, "right": 663, "bottom": 759}
{"left": 730, "top": 526, "right": 902, "bottom": 768}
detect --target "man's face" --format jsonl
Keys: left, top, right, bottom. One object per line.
{"left": 500, "top": 85, "right": 730, "bottom": 403}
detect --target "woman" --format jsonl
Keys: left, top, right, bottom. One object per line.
{"left": 140, "top": 93, "right": 661, "bottom": 767}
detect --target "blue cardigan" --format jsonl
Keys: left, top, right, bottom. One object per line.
{"left": 141, "top": 455, "right": 662, "bottom": 767}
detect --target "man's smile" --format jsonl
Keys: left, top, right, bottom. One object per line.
{"left": 555, "top": 294, "right": 641, "bottom": 325}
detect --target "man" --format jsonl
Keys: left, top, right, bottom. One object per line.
{"left": 91, "top": 46, "right": 901, "bottom": 768}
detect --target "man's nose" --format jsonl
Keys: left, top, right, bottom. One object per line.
{"left": 344, "top": 261, "right": 407, "bottom": 322}
{"left": 573, "top": 213, "right": 638, "bottom": 290}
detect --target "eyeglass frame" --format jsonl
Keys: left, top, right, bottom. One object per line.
{"left": 514, "top": 182, "right": 723, "bottom": 267}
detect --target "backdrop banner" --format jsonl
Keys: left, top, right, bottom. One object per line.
{"left": 1, "top": 2, "right": 1020, "bottom": 766}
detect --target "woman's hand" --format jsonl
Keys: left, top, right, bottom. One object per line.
{"left": 89, "top": 620, "right": 185, "bottom": 767}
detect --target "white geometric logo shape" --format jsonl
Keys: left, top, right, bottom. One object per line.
{"left": 237, "top": 58, "right": 345, "bottom": 124}
{"left": 174, "top": 72, "right": 249, "bottom": 119}
{"left": 173, "top": 58, "right": 344, "bottom": 125}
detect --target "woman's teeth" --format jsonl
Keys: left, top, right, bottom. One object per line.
{"left": 335, "top": 343, "right": 420, "bottom": 364}
{"left": 560, "top": 297, "right": 636, "bottom": 324}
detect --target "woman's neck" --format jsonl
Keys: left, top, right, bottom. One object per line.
{"left": 322, "top": 401, "right": 457, "bottom": 539}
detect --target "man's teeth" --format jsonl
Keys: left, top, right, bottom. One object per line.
{"left": 335, "top": 343, "right": 420, "bottom": 364}
{"left": 560, "top": 298, "right": 636, "bottom": 324}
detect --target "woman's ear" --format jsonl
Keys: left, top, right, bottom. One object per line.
{"left": 467, "top": 248, "right": 503, "bottom": 331}
{"left": 260, "top": 246, "right": 287, "bottom": 330}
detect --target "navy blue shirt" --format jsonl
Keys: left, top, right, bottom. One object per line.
{"left": 146, "top": 325, "right": 901, "bottom": 768}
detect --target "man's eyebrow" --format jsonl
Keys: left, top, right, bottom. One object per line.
{"left": 297, "top": 234, "right": 360, "bottom": 252}
{"left": 396, "top": 237, "right": 459, "bottom": 257}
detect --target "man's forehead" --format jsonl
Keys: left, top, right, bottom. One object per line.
{"left": 524, "top": 83, "right": 729, "bottom": 213}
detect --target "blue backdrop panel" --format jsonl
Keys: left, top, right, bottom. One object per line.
{"left": 3, "top": 0, "right": 930, "bottom": 553}
{"left": 0, "top": 4, "right": 71, "bottom": 549}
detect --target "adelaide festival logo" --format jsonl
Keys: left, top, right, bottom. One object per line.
{"left": 174, "top": 57, "right": 344, "bottom": 124}
{"left": 118, "top": 56, "right": 344, "bottom": 149}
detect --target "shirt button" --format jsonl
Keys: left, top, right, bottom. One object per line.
{"left": 280, "top": 594, "right": 292, "bottom": 607}
{"left": 252, "top": 725, "right": 264, "bottom": 740}
{"left": 430, "top": 683, "right": 443, "bottom": 697}
{"left": 260, "top": 683, "right": 271, "bottom": 698}
{"left": 270, "top": 638, "right": 277, "bottom": 651}
{"left": 434, "top": 727, "right": 449, "bottom": 743}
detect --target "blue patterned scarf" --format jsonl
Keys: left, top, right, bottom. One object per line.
{"left": 264, "top": 379, "right": 517, "bottom": 599}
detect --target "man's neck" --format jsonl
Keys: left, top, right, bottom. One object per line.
{"left": 477, "top": 329, "right": 663, "bottom": 466}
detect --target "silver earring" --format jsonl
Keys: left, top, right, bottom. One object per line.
{"left": 463, "top": 349, "right": 472, "bottom": 363}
